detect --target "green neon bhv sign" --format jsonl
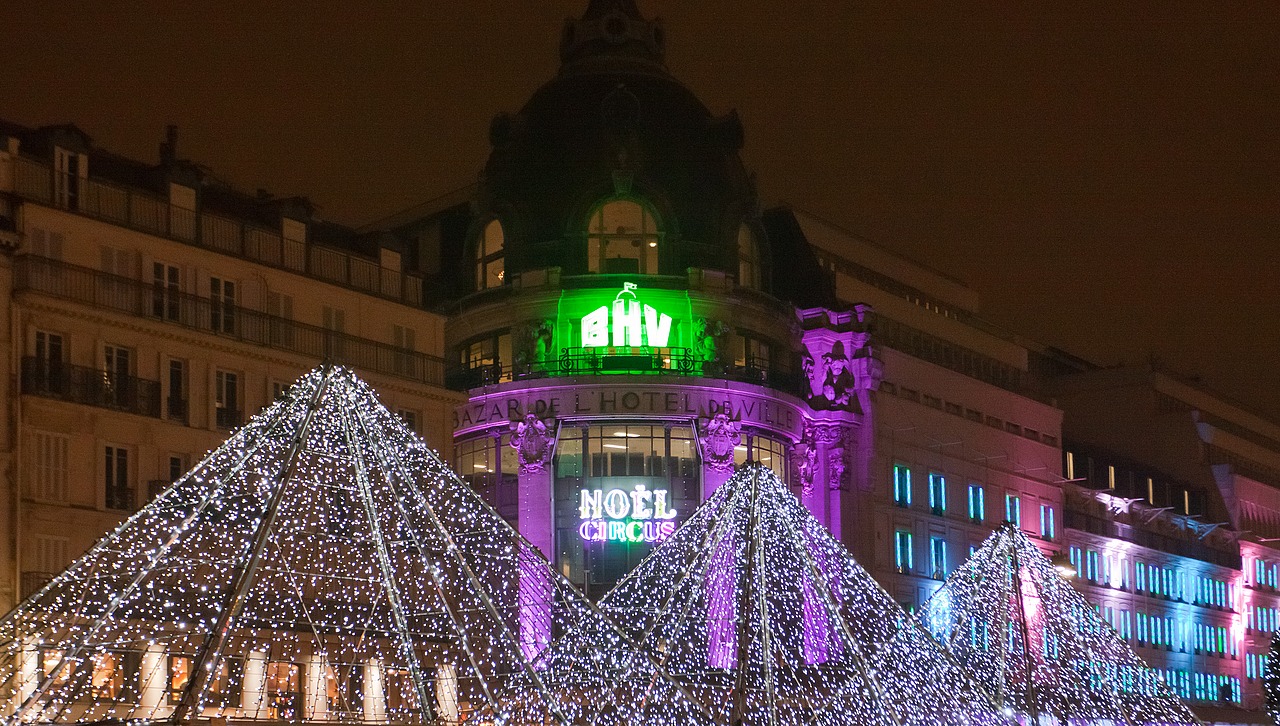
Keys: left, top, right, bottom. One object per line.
{"left": 555, "top": 282, "right": 702, "bottom": 373}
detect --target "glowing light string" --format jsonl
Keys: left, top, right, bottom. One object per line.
{"left": 917, "top": 523, "right": 1203, "bottom": 725}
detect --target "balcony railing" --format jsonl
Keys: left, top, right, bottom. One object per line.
{"left": 216, "top": 407, "right": 244, "bottom": 430}
{"left": 445, "top": 348, "right": 801, "bottom": 394}
{"left": 21, "top": 357, "right": 162, "bottom": 418}
{"left": 21, "top": 571, "right": 54, "bottom": 600}
{"left": 12, "top": 157, "right": 423, "bottom": 306}
{"left": 146, "top": 479, "right": 170, "bottom": 502}
{"left": 15, "top": 256, "right": 446, "bottom": 387}
{"left": 106, "top": 486, "right": 136, "bottom": 512}
{"left": 445, "top": 348, "right": 793, "bottom": 394}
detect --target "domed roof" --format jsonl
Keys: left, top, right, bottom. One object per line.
{"left": 478, "top": 0, "right": 760, "bottom": 280}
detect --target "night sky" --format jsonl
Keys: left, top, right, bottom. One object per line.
{"left": 6, "top": 1, "right": 1278, "bottom": 418}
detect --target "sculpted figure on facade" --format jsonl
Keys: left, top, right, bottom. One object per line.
{"left": 693, "top": 317, "right": 730, "bottom": 376}
{"left": 512, "top": 319, "right": 555, "bottom": 376}
{"left": 698, "top": 412, "right": 742, "bottom": 473}
{"left": 821, "top": 340, "right": 856, "bottom": 408}
{"left": 828, "top": 447, "right": 846, "bottom": 491}
{"left": 533, "top": 319, "right": 554, "bottom": 368}
{"left": 509, "top": 413, "right": 555, "bottom": 474}
{"left": 792, "top": 440, "right": 817, "bottom": 495}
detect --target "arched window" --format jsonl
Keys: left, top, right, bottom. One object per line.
{"left": 737, "top": 224, "right": 761, "bottom": 290}
{"left": 587, "top": 199, "right": 660, "bottom": 275}
{"left": 475, "top": 220, "right": 505, "bottom": 290}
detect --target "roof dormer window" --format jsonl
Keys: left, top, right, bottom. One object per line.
{"left": 587, "top": 199, "right": 660, "bottom": 275}
{"left": 475, "top": 219, "right": 505, "bottom": 290}
{"left": 54, "top": 147, "right": 86, "bottom": 211}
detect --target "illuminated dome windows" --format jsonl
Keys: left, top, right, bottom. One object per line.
{"left": 475, "top": 219, "right": 505, "bottom": 290}
{"left": 587, "top": 199, "right": 661, "bottom": 275}
{"left": 737, "top": 223, "right": 762, "bottom": 290}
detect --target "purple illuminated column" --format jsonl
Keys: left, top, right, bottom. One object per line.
{"left": 698, "top": 413, "right": 742, "bottom": 667}
{"left": 510, "top": 415, "right": 556, "bottom": 661}
{"left": 801, "top": 424, "right": 850, "bottom": 663}
{"left": 705, "top": 527, "right": 738, "bottom": 668}
{"left": 802, "top": 545, "right": 844, "bottom": 665}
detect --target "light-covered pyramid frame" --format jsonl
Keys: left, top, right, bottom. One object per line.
{"left": 591, "top": 464, "right": 1007, "bottom": 726}
{"left": 0, "top": 366, "right": 709, "bottom": 725}
{"left": 918, "top": 523, "right": 1202, "bottom": 725}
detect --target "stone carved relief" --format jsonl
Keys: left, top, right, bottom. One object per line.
{"left": 509, "top": 414, "right": 555, "bottom": 474}
{"left": 792, "top": 441, "right": 817, "bottom": 495}
{"left": 512, "top": 319, "right": 555, "bottom": 375}
{"left": 798, "top": 306, "right": 880, "bottom": 412}
{"left": 698, "top": 413, "right": 742, "bottom": 473}
{"left": 828, "top": 447, "right": 846, "bottom": 491}
{"left": 693, "top": 318, "right": 730, "bottom": 376}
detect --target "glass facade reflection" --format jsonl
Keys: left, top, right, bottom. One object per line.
{"left": 554, "top": 424, "right": 698, "bottom": 597}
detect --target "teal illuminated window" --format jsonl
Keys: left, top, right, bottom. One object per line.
{"left": 893, "top": 464, "right": 911, "bottom": 507}
{"left": 1039, "top": 504, "right": 1055, "bottom": 540}
{"left": 967, "top": 483, "right": 984, "bottom": 521}
{"left": 894, "top": 530, "right": 913, "bottom": 573}
{"left": 930, "top": 536, "right": 947, "bottom": 580}
{"left": 928, "top": 473, "right": 946, "bottom": 514}
{"left": 1005, "top": 494, "right": 1021, "bottom": 526}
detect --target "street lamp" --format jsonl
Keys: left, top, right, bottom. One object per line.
{"left": 1050, "top": 552, "right": 1077, "bottom": 579}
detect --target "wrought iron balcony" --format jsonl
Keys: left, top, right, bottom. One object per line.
{"left": 444, "top": 347, "right": 801, "bottom": 393}
{"left": 15, "top": 255, "right": 446, "bottom": 387}
{"left": 21, "top": 357, "right": 161, "bottom": 418}
{"left": 216, "top": 407, "right": 244, "bottom": 429}
{"left": 147, "top": 479, "right": 171, "bottom": 502}
{"left": 106, "top": 486, "right": 136, "bottom": 512}
{"left": 21, "top": 571, "right": 54, "bottom": 599}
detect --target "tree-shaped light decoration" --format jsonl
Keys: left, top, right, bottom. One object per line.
{"left": 1266, "top": 630, "right": 1280, "bottom": 726}
{"left": 0, "top": 366, "right": 710, "bottom": 725}
{"left": 590, "top": 463, "right": 1006, "bottom": 725}
{"left": 917, "top": 522, "right": 1202, "bottom": 725}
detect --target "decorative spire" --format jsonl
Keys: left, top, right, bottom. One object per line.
{"left": 560, "top": 0, "right": 666, "bottom": 69}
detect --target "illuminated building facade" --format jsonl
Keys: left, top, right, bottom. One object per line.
{"left": 366, "top": 2, "right": 1277, "bottom": 721}
{"left": 0, "top": 121, "right": 461, "bottom": 617}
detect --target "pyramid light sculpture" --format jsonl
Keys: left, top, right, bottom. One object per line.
{"left": 593, "top": 463, "right": 1007, "bottom": 725}
{"left": 917, "top": 523, "right": 1202, "bottom": 725}
{"left": 0, "top": 366, "right": 710, "bottom": 725}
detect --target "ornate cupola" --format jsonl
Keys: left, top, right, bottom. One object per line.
{"left": 560, "top": 0, "right": 667, "bottom": 70}
{"left": 474, "top": 0, "right": 765, "bottom": 291}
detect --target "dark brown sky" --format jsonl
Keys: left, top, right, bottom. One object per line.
{"left": 6, "top": 1, "right": 1278, "bottom": 418}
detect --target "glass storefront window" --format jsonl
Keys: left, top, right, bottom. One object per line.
{"left": 454, "top": 435, "right": 519, "bottom": 520}
{"left": 554, "top": 424, "right": 698, "bottom": 598}
{"left": 729, "top": 434, "right": 790, "bottom": 485}
{"left": 460, "top": 420, "right": 794, "bottom": 599}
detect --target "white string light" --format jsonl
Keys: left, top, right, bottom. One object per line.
{"left": 917, "top": 523, "right": 1201, "bottom": 725}
{"left": 0, "top": 366, "right": 706, "bottom": 725}
{"left": 588, "top": 464, "right": 1008, "bottom": 725}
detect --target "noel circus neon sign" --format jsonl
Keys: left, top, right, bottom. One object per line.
{"left": 581, "top": 282, "right": 674, "bottom": 348}
{"left": 578, "top": 484, "right": 678, "bottom": 544}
